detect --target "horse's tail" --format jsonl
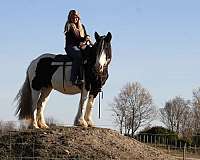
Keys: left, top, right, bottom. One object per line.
{"left": 14, "top": 71, "right": 33, "bottom": 120}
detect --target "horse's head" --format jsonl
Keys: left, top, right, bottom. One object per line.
{"left": 93, "top": 32, "right": 112, "bottom": 74}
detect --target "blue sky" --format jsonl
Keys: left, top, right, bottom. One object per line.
{"left": 0, "top": 0, "right": 200, "bottom": 129}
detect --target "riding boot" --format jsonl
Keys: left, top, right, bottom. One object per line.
{"left": 71, "top": 66, "right": 84, "bottom": 86}
{"left": 76, "top": 65, "right": 84, "bottom": 85}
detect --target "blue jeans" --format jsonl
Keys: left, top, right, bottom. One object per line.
{"left": 65, "top": 45, "right": 82, "bottom": 83}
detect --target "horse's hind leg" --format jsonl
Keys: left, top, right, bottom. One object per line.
{"left": 36, "top": 87, "right": 52, "bottom": 128}
{"left": 31, "top": 89, "right": 41, "bottom": 128}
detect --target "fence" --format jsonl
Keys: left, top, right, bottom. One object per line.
{"left": 135, "top": 133, "right": 200, "bottom": 159}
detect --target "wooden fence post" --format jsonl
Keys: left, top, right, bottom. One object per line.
{"left": 168, "top": 145, "right": 170, "bottom": 154}
{"left": 183, "top": 143, "right": 186, "bottom": 160}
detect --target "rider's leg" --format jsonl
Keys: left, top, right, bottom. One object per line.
{"left": 65, "top": 46, "right": 83, "bottom": 85}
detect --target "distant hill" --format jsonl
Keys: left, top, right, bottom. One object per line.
{"left": 0, "top": 126, "right": 174, "bottom": 159}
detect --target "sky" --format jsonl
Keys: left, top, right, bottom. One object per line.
{"left": 0, "top": 0, "right": 200, "bottom": 130}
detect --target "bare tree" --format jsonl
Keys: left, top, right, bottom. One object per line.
{"left": 0, "top": 121, "right": 16, "bottom": 133}
{"left": 179, "top": 106, "right": 194, "bottom": 140}
{"left": 112, "top": 82, "right": 155, "bottom": 136}
{"left": 111, "top": 91, "right": 129, "bottom": 134}
{"left": 160, "top": 96, "right": 191, "bottom": 135}
{"left": 46, "top": 117, "right": 58, "bottom": 127}
{"left": 192, "top": 87, "right": 200, "bottom": 134}
{"left": 0, "top": 121, "right": 3, "bottom": 134}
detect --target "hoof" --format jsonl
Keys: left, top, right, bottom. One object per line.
{"left": 74, "top": 118, "right": 88, "bottom": 127}
{"left": 32, "top": 122, "right": 39, "bottom": 129}
{"left": 38, "top": 123, "right": 49, "bottom": 129}
{"left": 86, "top": 120, "right": 95, "bottom": 127}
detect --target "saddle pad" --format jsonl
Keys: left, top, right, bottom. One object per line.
{"left": 51, "top": 62, "right": 72, "bottom": 66}
{"left": 54, "top": 54, "right": 72, "bottom": 62}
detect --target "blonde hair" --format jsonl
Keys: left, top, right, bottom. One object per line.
{"left": 66, "top": 10, "right": 85, "bottom": 37}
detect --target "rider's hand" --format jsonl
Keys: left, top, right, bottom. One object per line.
{"left": 85, "top": 35, "right": 93, "bottom": 45}
{"left": 85, "top": 35, "right": 91, "bottom": 42}
{"left": 79, "top": 42, "right": 86, "bottom": 50}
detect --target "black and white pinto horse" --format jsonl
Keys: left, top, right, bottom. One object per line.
{"left": 15, "top": 32, "right": 112, "bottom": 128}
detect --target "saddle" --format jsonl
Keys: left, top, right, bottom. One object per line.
{"left": 51, "top": 54, "right": 73, "bottom": 66}
{"left": 51, "top": 54, "right": 83, "bottom": 88}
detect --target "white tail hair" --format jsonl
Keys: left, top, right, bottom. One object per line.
{"left": 14, "top": 72, "right": 33, "bottom": 120}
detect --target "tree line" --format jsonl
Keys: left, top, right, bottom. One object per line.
{"left": 111, "top": 81, "right": 200, "bottom": 140}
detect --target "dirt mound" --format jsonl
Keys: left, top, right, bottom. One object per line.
{"left": 0, "top": 126, "right": 174, "bottom": 159}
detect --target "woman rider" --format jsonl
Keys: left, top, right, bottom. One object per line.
{"left": 64, "top": 10, "right": 91, "bottom": 85}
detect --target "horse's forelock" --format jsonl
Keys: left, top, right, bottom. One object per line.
{"left": 104, "top": 41, "right": 112, "bottom": 62}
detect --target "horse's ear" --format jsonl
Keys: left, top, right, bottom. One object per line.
{"left": 95, "top": 32, "right": 100, "bottom": 41}
{"left": 105, "top": 32, "right": 112, "bottom": 42}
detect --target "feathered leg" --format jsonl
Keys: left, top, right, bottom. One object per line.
{"left": 74, "top": 88, "right": 89, "bottom": 127}
{"left": 36, "top": 87, "right": 52, "bottom": 128}
{"left": 84, "top": 95, "right": 95, "bottom": 127}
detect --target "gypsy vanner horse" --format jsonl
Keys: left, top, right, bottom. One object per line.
{"left": 15, "top": 32, "right": 112, "bottom": 128}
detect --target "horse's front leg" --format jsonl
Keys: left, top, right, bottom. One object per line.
{"left": 74, "top": 89, "right": 89, "bottom": 127}
{"left": 84, "top": 95, "right": 95, "bottom": 127}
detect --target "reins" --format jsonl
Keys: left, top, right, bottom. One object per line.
{"left": 98, "top": 90, "right": 103, "bottom": 119}
{"left": 63, "top": 62, "right": 66, "bottom": 91}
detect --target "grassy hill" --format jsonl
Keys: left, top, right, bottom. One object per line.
{"left": 0, "top": 126, "right": 174, "bottom": 159}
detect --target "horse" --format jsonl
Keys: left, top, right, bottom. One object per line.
{"left": 15, "top": 32, "right": 112, "bottom": 128}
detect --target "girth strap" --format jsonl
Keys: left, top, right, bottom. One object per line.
{"left": 63, "top": 62, "right": 66, "bottom": 91}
